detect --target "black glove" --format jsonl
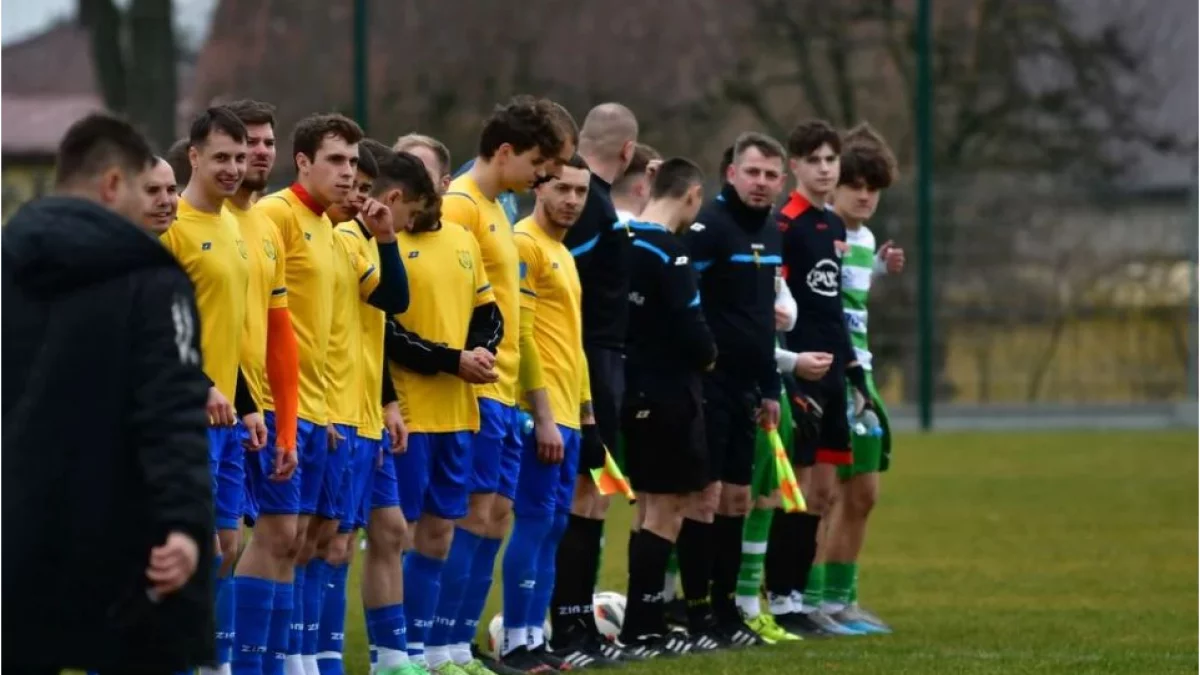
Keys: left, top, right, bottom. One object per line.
{"left": 580, "top": 423, "right": 605, "bottom": 471}
{"left": 789, "top": 391, "right": 824, "bottom": 443}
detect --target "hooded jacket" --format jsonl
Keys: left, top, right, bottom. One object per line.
{"left": 2, "top": 196, "right": 214, "bottom": 672}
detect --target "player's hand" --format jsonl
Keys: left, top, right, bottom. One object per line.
{"left": 146, "top": 531, "right": 199, "bottom": 596}
{"left": 384, "top": 401, "right": 409, "bottom": 454}
{"left": 878, "top": 240, "right": 905, "bottom": 274}
{"left": 272, "top": 449, "right": 298, "bottom": 482}
{"left": 241, "top": 412, "right": 268, "bottom": 451}
{"left": 794, "top": 352, "right": 833, "bottom": 381}
{"left": 535, "top": 417, "right": 564, "bottom": 464}
{"left": 327, "top": 424, "right": 345, "bottom": 450}
{"left": 470, "top": 346, "right": 497, "bottom": 370}
{"left": 774, "top": 305, "right": 792, "bottom": 331}
{"left": 361, "top": 197, "right": 396, "bottom": 243}
{"left": 207, "top": 387, "right": 236, "bottom": 427}
{"left": 457, "top": 351, "right": 499, "bottom": 384}
{"left": 757, "top": 398, "right": 781, "bottom": 430}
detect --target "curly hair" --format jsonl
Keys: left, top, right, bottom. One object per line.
{"left": 478, "top": 95, "right": 565, "bottom": 161}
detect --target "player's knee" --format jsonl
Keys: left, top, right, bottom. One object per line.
{"left": 846, "top": 481, "right": 878, "bottom": 518}
{"left": 257, "top": 517, "right": 301, "bottom": 561}
{"left": 325, "top": 533, "right": 352, "bottom": 565}
{"left": 367, "top": 509, "right": 408, "bottom": 554}
{"left": 720, "top": 484, "right": 752, "bottom": 516}
{"left": 487, "top": 497, "right": 513, "bottom": 538}
{"left": 414, "top": 516, "right": 454, "bottom": 559}
{"left": 589, "top": 493, "right": 612, "bottom": 519}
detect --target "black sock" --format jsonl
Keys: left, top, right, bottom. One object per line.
{"left": 764, "top": 509, "right": 795, "bottom": 600}
{"left": 627, "top": 527, "right": 638, "bottom": 581}
{"left": 675, "top": 517, "right": 715, "bottom": 631}
{"left": 793, "top": 513, "right": 821, "bottom": 610}
{"left": 550, "top": 514, "right": 605, "bottom": 643}
{"left": 710, "top": 514, "right": 745, "bottom": 623}
{"left": 620, "top": 529, "right": 673, "bottom": 641}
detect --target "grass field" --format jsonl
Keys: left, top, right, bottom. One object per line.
{"left": 339, "top": 430, "right": 1197, "bottom": 675}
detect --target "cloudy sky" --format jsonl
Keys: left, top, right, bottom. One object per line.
{"left": 2, "top": 0, "right": 215, "bottom": 44}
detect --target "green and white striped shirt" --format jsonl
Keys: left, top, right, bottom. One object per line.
{"left": 841, "top": 224, "right": 887, "bottom": 371}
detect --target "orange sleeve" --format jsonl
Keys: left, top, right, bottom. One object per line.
{"left": 266, "top": 306, "right": 300, "bottom": 452}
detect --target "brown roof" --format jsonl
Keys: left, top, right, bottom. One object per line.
{"left": 2, "top": 95, "right": 107, "bottom": 157}
{"left": 2, "top": 22, "right": 98, "bottom": 96}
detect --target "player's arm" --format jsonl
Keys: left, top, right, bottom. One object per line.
{"left": 662, "top": 251, "right": 718, "bottom": 372}
{"left": 263, "top": 239, "right": 299, "bottom": 450}
{"left": 234, "top": 367, "right": 258, "bottom": 416}
{"left": 367, "top": 236, "right": 409, "bottom": 313}
{"left": 516, "top": 235, "right": 546, "bottom": 399}
{"left": 776, "top": 279, "right": 798, "bottom": 331}
{"left": 129, "top": 267, "right": 213, "bottom": 553}
{"left": 465, "top": 263, "right": 503, "bottom": 353}
{"left": 681, "top": 215, "right": 727, "bottom": 281}
{"left": 442, "top": 192, "right": 480, "bottom": 239}
{"left": 383, "top": 317, "right": 461, "bottom": 375}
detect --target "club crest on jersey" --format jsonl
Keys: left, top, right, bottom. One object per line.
{"left": 201, "top": 241, "right": 212, "bottom": 251}
{"left": 408, "top": 250, "right": 420, "bottom": 258}
{"left": 457, "top": 250, "right": 473, "bottom": 269}
{"left": 304, "top": 231, "right": 313, "bottom": 241}
{"left": 834, "top": 240, "right": 849, "bottom": 258}
{"left": 689, "top": 222, "right": 706, "bottom": 232}
{"left": 263, "top": 239, "right": 277, "bottom": 260}
{"left": 806, "top": 259, "right": 840, "bottom": 297}
{"left": 237, "top": 239, "right": 249, "bottom": 260}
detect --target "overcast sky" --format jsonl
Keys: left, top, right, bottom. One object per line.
{"left": 2, "top": 0, "right": 215, "bottom": 44}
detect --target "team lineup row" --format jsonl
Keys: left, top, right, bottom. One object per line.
{"left": 17, "top": 93, "right": 905, "bottom": 675}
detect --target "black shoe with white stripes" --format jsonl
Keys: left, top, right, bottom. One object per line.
{"left": 685, "top": 629, "right": 724, "bottom": 653}
{"left": 715, "top": 618, "right": 769, "bottom": 648}
{"left": 530, "top": 644, "right": 575, "bottom": 671}
{"left": 622, "top": 631, "right": 692, "bottom": 659}
{"left": 548, "top": 635, "right": 622, "bottom": 669}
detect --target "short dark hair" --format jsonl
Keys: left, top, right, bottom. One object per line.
{"left": 561, "top": 154, "right": 589, "bottom": 171}
{"left": 838, "top": 146, "right": 895, "bottom": 191}
{"left": 547, "top": 101, "right": 580, "bottom": 147}
{"left": 189, "top": 106, "right": 248, "bottom": 147}
{"left": 718, "top": 145, "right": 735, "bottom": 180}
{"left": 478, "top": 95, "right": 564, "bottom": 161}
{"left": 223, "top": 99, "right": 277, "bottom": 128}
{"left": 613, "top": 143, "right": 660, "bottom": 194}
{"left": 54, "top": 113, "right": 155, "bottom": 188}
{"left": 787, "top": 119, "right": 841, "bottom": 158}
{"left": 843, "top": 122, "right": 899, "bottom": 183}
{"left": 733, "top": 131, "right": 786, "bottom": 162}
{"left": 166, "top": 137, "right": 192, "bottom": 185}
{"left": 649, "top": 157, "right": 704, "bottom": 200}
{"left": 291, "top": 113, "right": 364, "bottom": 165}
{"left": 360, "top": 138, "right": 395, "bottom": 167}
{"left": 357, "top": 145, "right": 380, "bottom": 180}
{"left": 376, "top": 150, "right": 438, "bottom": 206}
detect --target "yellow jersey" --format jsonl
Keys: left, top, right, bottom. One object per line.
{"left": 443, "top": 173, "right": 519, "bottom": 406}
{"left": 336, "top": 222, "right": 387, "bottom": 440}
{"left": 388, "top": 224, "right": 494, "bottom": 433}
{"left": 255, "top": 184, "right": 336, "bottom": 425}
{"left": 160, "top": 198, "right": 249, "bottom": 401}
{"left": 515, "top": 218, "right": 588, "bottom": 429}
{"left": 226, "top": 202, "right": 288, "bottom": 410}
{"left": 326, "top": 222, "right": 380, "bottom": 427}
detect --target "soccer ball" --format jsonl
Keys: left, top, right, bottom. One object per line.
{"left": 486, "top": 613, "right": 553, "bottom": 657}
{"left": 592, "top": 591, "right": 627, "bottom": 640}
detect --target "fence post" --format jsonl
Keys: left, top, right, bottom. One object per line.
{"left": 353, "top": 0, "right": 369, "bottom": 134}
{"left": 915, "top": 0, "right": 935, "bottom": 430}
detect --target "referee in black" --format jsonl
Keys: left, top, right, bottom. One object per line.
{"left": 617, "top": 158, "right": 714, "bottom": 658}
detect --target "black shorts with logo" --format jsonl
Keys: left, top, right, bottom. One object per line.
{"left": 789, "top": 363, "right": 850, "bottom": 468}
{"left": 621, "top": 377, "right": 709, "bottom": 495}
{"left": 702, "top": 369, "right": 759, "bottom": 486}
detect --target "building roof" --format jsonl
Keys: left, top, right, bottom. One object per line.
{"left": 2, "top": 95, "right": 107, "bottom": 157}
{"left": 2, "top": 22, "right": 98, "bottom": 96}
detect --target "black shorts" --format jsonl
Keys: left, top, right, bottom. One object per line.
{"left": 790, "top": 366, "right": 850, "bottom": 468}
{"left": 583, "top": 346, "right": 625, "bottom": 474}
{"left": 621, "top": 379, "right": 709, "bottom": 495}
{"left": 701, "top": 370, "right": 759, "bottom": 486}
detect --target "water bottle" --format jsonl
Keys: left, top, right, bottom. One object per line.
{"left": 854, "top": 408, "right": 883, "bottom": 438}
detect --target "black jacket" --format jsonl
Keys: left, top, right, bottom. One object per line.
{"left": 2, "top": 197, "right": 214, "bottom": 672}
{"left": 684, "top": 184, "right": 783, "bottom": 398}
{"left": 563, "top": 173, "right": 629, "bottom": 351}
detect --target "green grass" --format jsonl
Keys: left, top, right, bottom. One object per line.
{"left": 341, "top": 430, "right": 1197, "bottom": 674}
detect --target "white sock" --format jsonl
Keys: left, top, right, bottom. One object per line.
{"left": 768, "top": 593, "right": 794, "bottom": 616}
{"left": 503, "top": 627, "right": 527, "bottom": 655}
{"left": 222, "top": 664, "right": 234, "bottom": 675}
{"left": 449, "top": 642, "right": 474, "bottom": 665}
{"left": 377, "top": 646, "right": 410, "bottom": 669}
{"left": 303, "top": 655, "right": 320, "bottom": 675}
{"left": 199, "top": 667, "right": 222, "bottom": 675}
{"left": 736, "top": 594, "right": 761, "bottom": 619}
{"left": 821, "top": 601, "right": 846, "bottom": 615}
{"left": 284, "top": 655, "right": 307, "bottom": 675}
{"left": 663, "top": 572, "right": 678, "bottom": 599}
{"left": 528, "top": 625, "right": 545, "bottom": 650}
{"left": 791, "top": 590, "right": 815, "bottom": 614}
{"left": 426, "top": 645, "right": 451, "bottom": 669}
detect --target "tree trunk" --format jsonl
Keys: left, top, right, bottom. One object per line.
{"left": 126, "top": 0, "right": 178, "bottom": 152}
{"left": 79, "top": 0, "right": 127, "bottom": 113}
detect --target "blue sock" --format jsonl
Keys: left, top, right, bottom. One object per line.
{"left": 367, "top": 604, "right": 408, "bottom": 669}
{"left": 215, "top": 555, "right": 235, "bottom": 664}
{"left": 316, "top": 563, "right": 349, "bottom": 675}
{"left": 501, "top": 514, "right": 553, "bottom": 647}
{"left": 452, "top": 535, "right": 503, "bottom": 647}
{"left": 303, "top": 559, "right": 331, "bottom": 661}
{"left": 428, "top": 528, "right": 483, "bottom": 649}
{"left": 289, "top": 567, "right": 306, "bottom": 657}
{"left": 267, "top": 581, "right": 294, "bottom": 675}
{"left": 366, "top": 609, "right": 378, "bottom": 669}
{"left": 232, "top": 576, "right": 275, "bottom": 675}
{"left": 530, "top": 512, "right": 570, "bottom": 634}
{"left": 403, "top": 551, "right": 446, "bottom": 661}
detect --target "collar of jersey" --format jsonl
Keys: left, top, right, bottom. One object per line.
{"left": 626, "top": 219, "right": 669, "bottom": 233}
{"left": 289, "top": 182, "right": 325, "bottom": 215}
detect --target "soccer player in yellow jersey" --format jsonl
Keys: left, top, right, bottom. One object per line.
{"left": 436, "top": 99, "right": 567, "bottom": 673}
{"left": 217, "top": 99, "right": 303, "bottom": 675}
{"left": 252, "top": 113, "right": 383, "bottom": 675}
{"left": 160, "top": 107, "right": 259, "bottom": 675}
{"left": 496, "top": 157, "right": 593, "bottom": 672}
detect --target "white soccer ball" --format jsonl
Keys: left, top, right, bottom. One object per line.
{"left": 592, "top": 591, "right": 627, "bottom": 640}
{"left": 486, "top": 612, "right": 553, "bottom": 657}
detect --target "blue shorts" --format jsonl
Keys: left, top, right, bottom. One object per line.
{"left": 370, "top": 434, "right": 401, "bottom": 520}
{"left": 514, "top": 419, "right": 581, "bottom": 518}
{"left": 208, "top": 424, "right": 245, "bottom": 531}
{"left": 338, "top": 431, "right": 383, "bottom": 533}
{"left": 396, "top": 431, "right": 475, "bottom": 521}
{"left": 244, "top": 411, "right": 303, "bottom": 517}
{"left": 296, "top": 417, "right": 331, "bottom": 516}
{"left": 469, "top": 399, "right": 524, "bottom": 500}
{"left": 317, "top": 424, "right": 356, "bottom": 521}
